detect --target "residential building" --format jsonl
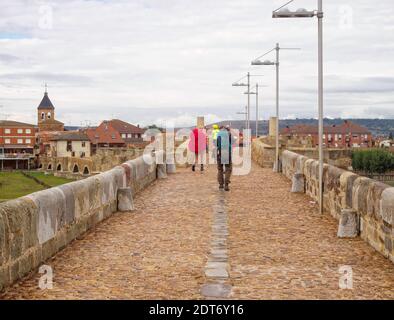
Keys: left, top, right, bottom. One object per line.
{"left": 85, "top": 121, "right": 125, "bottom": 151}
{"left": 105, "top": 119, "right": 145, "bottom": 145}
{"left": 37, "top": 89, "right": 64, "bottom": 132}
{"left": 50, "top": 131, "right": 91, "bottom": 158}
{"left": 281, "top": 120, "right": 373, "bottom": 148}
{"left": 0, "top": 120, "right": 37, "bottom": 170}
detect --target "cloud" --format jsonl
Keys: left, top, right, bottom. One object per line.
{"left": 0, "top": 0, "right": 393, "bottom": 126}
{"left": 0, "top": 53, "right": 20, "bottom": 62}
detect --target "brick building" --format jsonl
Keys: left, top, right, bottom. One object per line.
{"left": 0, "top": 120, "right": 37, "bottom": 170}
{"left": 281, "top": 120, "right": 372, "bottom": 148}
{"left": 85, "top": 121, "right": 125, "bottom": 151}
{"left": 106, "top": 119, "right": 144, "bottom": 145}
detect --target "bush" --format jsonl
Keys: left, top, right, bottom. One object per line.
{"left": 352, "top": 149, "right": 394, "bottom": 174}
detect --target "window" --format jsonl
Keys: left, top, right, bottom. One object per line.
{"left": 41, "top": 112, "right": 45, "bottom": 120}
{"left": 26, "top": 129, "right": 31, "bottom": 134}
{"left": 82, "top": 141, "right": 86, "bottom": 147}
{"left": 334, "top": 134, "right": 338, "bottom": 141}
{"left": 17, "top": 139, "right": 23, "bottom": 144}
{"left": 47, "top": 112, "right": 51, "bottom": 119}
{"left": 17, "top": 129, "right": 23, "bottom": 134}
{"left": 323, "top": 134, "right": 326, "bottom": 140}
{"left": 4, "top": 129, "right": 10, "bottom": 134}
{"left": 121, "top": 133, "right": 126, "bottom": 139}
{"left": 67, "top": 141, "right": 72, "bottom": 152}
{"left": 25, "top": 139, "right": 31, "bottom": 144}
{"left": 127, "top": 133, "right": 132, "bottom": 138}
{"left": 111, "top": 134, "right": 116, "bottom": 139}
{"left": 5, "top": 139, "right": 10, "bottom": 144}
{"left": 338, "top": 134, "right": 342, "bottom": 140}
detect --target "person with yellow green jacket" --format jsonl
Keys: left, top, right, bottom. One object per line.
{"left": 212, "top": 124, "right": 220, "bottom": 142}
{"left": 211, "top": 124, "right": 220, "bottom": 163}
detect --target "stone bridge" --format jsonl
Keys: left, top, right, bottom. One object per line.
{"left": 0, "top": 146, "right": 393, "bottom": 299}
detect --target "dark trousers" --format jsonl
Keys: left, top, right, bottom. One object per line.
{"left": 217, "top": 163, "right": 232, "bottom": 186}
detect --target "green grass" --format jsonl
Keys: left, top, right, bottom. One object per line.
{"left": 0, "top": 171, "right": 74, "bottom": 202}
{"left": 28, "top": 172, "right": 74, "bottom": 187}
{"left": 0, "top": 172, "right": 46, "bottom": 202}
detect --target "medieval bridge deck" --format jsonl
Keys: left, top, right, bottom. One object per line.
{"left": 1, "top": 163, "right": 393, "bottom": 299}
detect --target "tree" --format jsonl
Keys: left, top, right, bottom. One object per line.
{"left": 352, "top": 149, "right": 394, "bottom": 174}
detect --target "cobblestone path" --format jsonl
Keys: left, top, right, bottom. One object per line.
{"left": 1, "top": 163, "right": 393, "bottom": 299}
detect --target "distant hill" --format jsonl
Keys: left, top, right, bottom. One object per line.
{"left": 209, "top": 119, "right": 394, "bottom": 137}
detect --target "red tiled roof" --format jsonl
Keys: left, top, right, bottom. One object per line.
{"left": 85, "top": 121, "right": 125, "bottom": 144}
{"left": 0, "top": 120, "right": 36, "bottom": 128}
{"left": 108, "top": 119, "right": 144, "bottom": 134}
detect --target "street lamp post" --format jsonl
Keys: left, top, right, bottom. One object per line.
{"left": 252, "top": 44, "right": 299, "bottom": 172}
{"left": 233, "top": 73, "right": 264, "bottom": 133}
{"left": 272, "top": 0, "right": 324, "bottom": 214}
{"left": 244, "top": 84, "right": 267, "bottom": 138}
{"left": 236, "top": 106, "right": 248, "bottom": 131}
{"left": 255, "top": 84, "right": 259, "bottom": 137}
{"left": 232, "top": 75, "right": 250, "bottom": 131}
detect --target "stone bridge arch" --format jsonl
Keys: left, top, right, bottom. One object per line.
{"left": 73, "top": 164, "right": 79, "bottom": 173}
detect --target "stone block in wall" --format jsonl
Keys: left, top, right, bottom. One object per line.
{"left": 367, "top": 181, "right": 389, "bottom": 221}
{"left": 166, "top": 163, "right": 177, "bottom": 174}
{"left": 352, "top": 177, "right": 373, "bottom": 217}
{"left": 0, "top": 209, "right": 10, "bottom": 266}
{"left": 26, "top": 188, "right": 68, "bottom": 245}
{"left": 291, "top": 173, "right": 305, "bottom": 193}
{"left": 18, "top": 251, "right": 34, "bottom": 279}
{"left": 117, "top": 187, "right": 135, "bottom": 212}
{"left": 0, "top": 198, "right": 39, "bottom": 262}
{"left": 0, "top": 266, "right": 10, "bottom": 291}
{"left": 157, "top": 163, "right": 167, "bottom": 179}
{"left": 340, "top": 172, "right": 358, "bottom": 209}
{"left": 381, "top": 188, "right": 394, "bottom": 226}
{"left": 338, "top": 209, "right": 359, "bottom": 238}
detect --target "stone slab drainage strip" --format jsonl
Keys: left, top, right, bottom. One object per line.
{"left": 200, "top": 193, "right": 232, "bottom": 299}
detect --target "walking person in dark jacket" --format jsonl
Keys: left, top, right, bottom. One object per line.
{"left": 216, "top": 126, "right": 233, "bottom": 191}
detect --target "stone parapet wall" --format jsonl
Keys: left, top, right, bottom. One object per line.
{"left": 251, "top": 139, "right": 276, "bottom": 168}
{"left": 280, "top": 150, "right": 393, "bottom": 263}
{"left": 0, "top": 153, "right": 159, "bottom": 291}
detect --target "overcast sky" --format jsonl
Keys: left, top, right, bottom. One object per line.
{"left": 0, "top": 0, "right": 393, "bottom": 127}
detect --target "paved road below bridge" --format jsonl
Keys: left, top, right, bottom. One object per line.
{"left": 1, "top": 163, "right": 393, "bottom": 299}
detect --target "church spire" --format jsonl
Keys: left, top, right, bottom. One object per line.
{"left": 38, "top": 85, "right": 55, "bottom": 110}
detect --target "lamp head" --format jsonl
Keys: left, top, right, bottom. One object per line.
{"left": 273, "top": 7, "right": 315, "bottom": 18}
{"left": 252, "top": 59, "right": 275, "bottom": 66}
